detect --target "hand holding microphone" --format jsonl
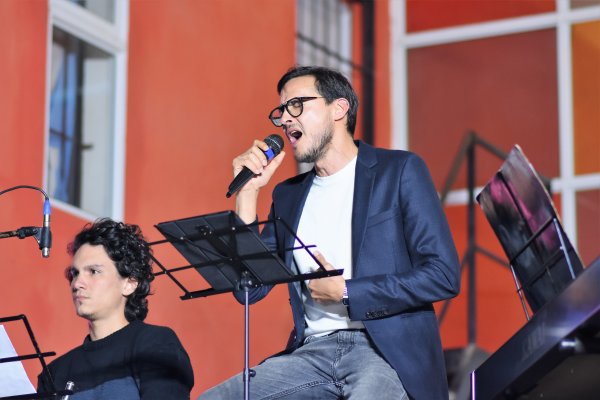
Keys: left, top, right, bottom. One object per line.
{"left": 226, "top": 134, "right": 285, "bottom": 198}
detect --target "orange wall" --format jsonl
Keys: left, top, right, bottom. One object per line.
{"left": 0, "top": 0, "right": 298, "bottom": 396}
{"left": 573, "top": 21, "right": 600, "bottom": 175}
{"left": 406, "top": 0, "right": 555, "bottom": 32}
{"left": 125, "top": 0, "right": 298, "bottom": 396}
{"left": 0, "top": 0, "right": 100, "bottom": 386}
{"left": 439, "top": 205, "right": 530, "bottom": 352}
{"left": 374, "top": 0, "right": 392, "bottom": 149}
{"left": 124, "top": 1, "right": 397, "bottom": 395}
{"left": 2, "top": 1, "right": 596, "bottom": 398}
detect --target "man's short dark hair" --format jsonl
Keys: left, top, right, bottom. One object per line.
{"left": 66, "top": 218, "right": 154, "bottom": 322}
{"left": 277, "top": 65, "right": 359, "bottom": 136}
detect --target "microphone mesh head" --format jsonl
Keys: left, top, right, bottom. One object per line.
{"left": 264, "top": 134, "right": 284, "bottom": 156}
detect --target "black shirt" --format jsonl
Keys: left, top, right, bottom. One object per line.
{"left": 37, "top": 320, "right": 194, "bottom": 399}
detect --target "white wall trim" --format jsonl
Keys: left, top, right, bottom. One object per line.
{"left": 51, "top": 0, "right": 124, "bottom": 53}
{"left": 51, "top": 198, "right": 102, "bottom": 222}
{"left": 401, "top": 5, "right": 600, "bottom": 49}
{"left": 556, "top": 0, "right": 577, "bottom": 244}
{"left": 389, "top": 0, "right": 600, "bottom": 251}
{"left": 443, "top": 173, "right": 600, "bottom": 207}
{"left": 390, "top": 0, "right": 408, "bottom": 150}
{"left": 111, "top": 0, "right": 130, "bottom": 222}
{"left": 42, "top": 8, "right": 53, "bottom": 194}
{"left": 552, "top": 172, "right": 600, "bottom": 192}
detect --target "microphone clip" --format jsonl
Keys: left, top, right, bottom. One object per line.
{"left": 0, "top": 226, "right": 51, "bottom": 257}
{"left": 0, "top": 226, "right": 39, "bottom": 240}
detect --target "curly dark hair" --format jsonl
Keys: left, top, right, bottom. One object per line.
{"left": 66, "top": 218, "right": 154, "bottom": 322}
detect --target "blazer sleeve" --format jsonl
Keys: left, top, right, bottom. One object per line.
{"left": 346, "top": 153, "right": 461, "bottom": 321}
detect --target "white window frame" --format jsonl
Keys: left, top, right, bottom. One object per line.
{"left": 44, "top": 0, "right": 129, "bottom": 221}
{"left": 297, "top": 0, "right": 353, "bottom": 78}
{"left": 295, "top": 0, "right": 353, "bottom": 173}
{"left": 390, "top": 0, "right": 600, "bottom": 248}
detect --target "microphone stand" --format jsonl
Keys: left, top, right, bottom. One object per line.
{"left": 0, "top": 227, "right": 39, "bottom": 240}
{"left": 0, "top": 226, "right": 45, "bottom": 250}
{"left": 0, "top": 185, "right": 52, "bottom": 257}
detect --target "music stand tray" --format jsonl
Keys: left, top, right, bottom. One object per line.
{"left": 150, "top": 210, "right": 343, "bottom": 399}
{"left": 0, "top": 315, "right": 72, "bottom": 400}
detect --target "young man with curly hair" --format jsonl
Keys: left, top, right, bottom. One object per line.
{"left": 37, "top": 218, "right": 194, "bottom": 399}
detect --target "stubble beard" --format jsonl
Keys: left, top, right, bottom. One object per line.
{"left": 73, "top": 299, "right": 96, "bottom": 321}
{"left": 295, "top": 122, "right": 334, "bottom": 164}
{"left": 75, "top": 307, "right": 94, "bottom": 321}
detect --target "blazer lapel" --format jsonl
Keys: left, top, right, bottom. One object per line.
{"left": 276, "top": 171, "right": 314, "bottom": 301}
{"left": 277, "top": 171, "right": 315, "bottom": 271}
{"left": 351, "top": 141, "right": 377, "bottom": 275}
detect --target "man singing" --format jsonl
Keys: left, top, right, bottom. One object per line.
{"left": 200, "top": 65, "right": 460, "bottom": 399}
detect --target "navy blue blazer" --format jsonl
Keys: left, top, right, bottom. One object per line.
{"left": 243, "top": 141, "right": 460, "bottom": 400}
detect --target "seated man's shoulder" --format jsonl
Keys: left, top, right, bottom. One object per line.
{"left": 36, "top": 341, "right": 86, "bottom": 391}
{"left": 45, "top": 341, "right": 84, "bottom": 371}
{"left": 136, "top": 321, "right": 177, "bottom": 337}
{"left": 134, "top": 321, "right": 184, "bottom": 349}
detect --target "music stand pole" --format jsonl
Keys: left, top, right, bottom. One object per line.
{"left": 241, "top": 271, "right": 255, "bottom": 400}
{"left": 152, "top": 211, "right": 343, "bottom": 400}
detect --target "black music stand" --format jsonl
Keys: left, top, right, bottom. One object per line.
{"left": 150, "top": 211, "right": 343, "bottom": 400}
{"left": 476, "top": 145, "right": 584, "bottom": 318}
{"left": 0, "top": 315, "right": 72, "bottom": 400}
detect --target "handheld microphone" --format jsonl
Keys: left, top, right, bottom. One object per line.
{"left": 40, "top": 199, "right": 52, "bottom": 258}
{"left": 226, "top": 134, "right": 284, "bottom": 198}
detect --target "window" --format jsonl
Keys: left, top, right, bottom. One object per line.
{"left": 297, "top": 0, "right": 353, "bottom": 77}
{"left": 46, "top": 0, "right": 128, "bottom": 218}
{"left": 391, "top": 1, "right": 600, "bottom": 262}
{"left": 295, "top": 0, "right": 353, "bottom": 172}
{"left": 67, "top": 0, "right": 115, "bottom": 22}
{"left": 48, "top": 27, "right": 115, "bottom": 214}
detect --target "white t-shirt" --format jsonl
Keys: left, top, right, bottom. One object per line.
{"left": 293, "top": 156, "right": 365, "bottom": 337}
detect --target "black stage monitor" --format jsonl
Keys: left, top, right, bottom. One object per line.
{"left": 476, "top": 145, "right": 584, "bottom": 313}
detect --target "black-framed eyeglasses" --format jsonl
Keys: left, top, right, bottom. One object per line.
{"left": 268, "top": 96, "right": 323, "bottom": 127}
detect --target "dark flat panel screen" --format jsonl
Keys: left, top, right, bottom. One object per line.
{"left": 476, "top": 146, "right": 584, "bottom": 312}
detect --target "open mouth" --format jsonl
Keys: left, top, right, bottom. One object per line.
{"left": 286, "top": 129, "right": 303, "bottom": 146}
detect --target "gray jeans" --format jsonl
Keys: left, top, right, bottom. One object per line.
{"left": 198, "top": 330, "right": 408, "bottom": 399}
